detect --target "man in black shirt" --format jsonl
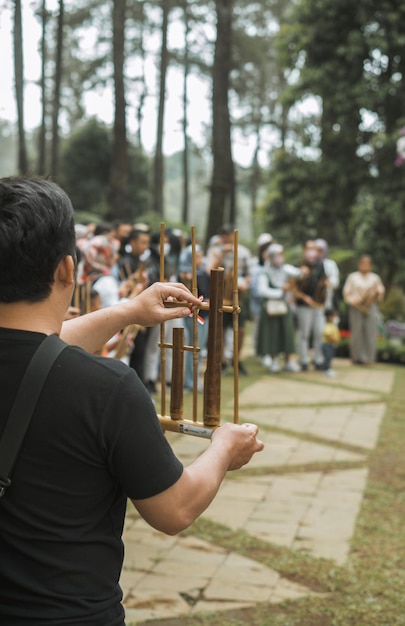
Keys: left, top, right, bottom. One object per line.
{"left": 0, "top": 176, "right": 263, "bottom": 625}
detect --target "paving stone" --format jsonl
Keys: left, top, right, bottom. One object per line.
{"left": 246, "top": 403, "right": 385, "bottom": 450}
{"left": 270, "top": 578, "right": 325, "bottom": 603}
{"left": 124, "top": 590, "right": 190, "bottom": 623}
{"left": 334, "top": 366, "right": 394, "bottom": 393}
{"left": 239, "top": 378, "right": 381, "bottom": 407}
{"left": 190, "top": 600, "right": 253, "bottom": 615}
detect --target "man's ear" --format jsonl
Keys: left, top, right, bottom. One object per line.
{"left": 56, "top": 255, "right": 76, "bottom": 287}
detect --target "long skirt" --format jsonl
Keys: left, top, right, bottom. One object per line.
{"left": 256, "top": 304, "right": 296, "bottom": 357}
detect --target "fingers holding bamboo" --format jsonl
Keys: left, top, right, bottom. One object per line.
{"left": 210, "top": 422, "right": 264, "bottom": 471}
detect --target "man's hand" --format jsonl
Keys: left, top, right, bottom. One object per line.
{"left": 128, "top": 281, "right": 202, "bottom": 327}
{"left": 133, "top": 421, "right": 264, "bottom": 535}
{"left": 210, "top": 422, "right": 264, "bottom": 471}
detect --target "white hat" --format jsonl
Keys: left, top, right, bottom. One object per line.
{"left": 75, "top": 224, "right": 88, "bottom": 239}
{"left": 314, "top": 238, "right": 328, "bottom": 251}
{"left": 268, "top": 243, "right": 284, "bottom": 256}
{"left": 257, "top": 233, "right": 273, "bottom": 247}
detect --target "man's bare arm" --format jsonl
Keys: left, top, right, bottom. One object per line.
{"left": 61, "top": 282, "right": 201, "bottom": 353}
{"left": 132, "top": 422, "right": 264, "bottom": 535}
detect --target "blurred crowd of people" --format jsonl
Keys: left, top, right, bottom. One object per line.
{"left": 69, "top": 219, "right": 385, "bottom": 394}
{"left": 250, "top": 235, "right": 384, "bottom": 376}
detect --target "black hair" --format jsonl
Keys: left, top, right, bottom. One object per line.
{"left": 0, "top": 176, "right": 76, "bottom": 303}
{"left": 129, "top": 228, "right": 150, "bottom": 242}
{"left": 93, "top": 221, "right": 113, "bottom": 236}
{"left": 219, "top": 223, "right": 235, "bottom": 236}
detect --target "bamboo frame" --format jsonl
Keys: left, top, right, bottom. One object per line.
{"left": 73, "top": 281, "right": 92, "bottom": 315}
{"left": 157, "top": 223, "right": 240, "bottom": 439}
{"left": 113, "top": 324, "right": 140, "bottom": 360}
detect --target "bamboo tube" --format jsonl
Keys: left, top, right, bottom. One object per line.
{"left": 191, "top": 226, "right": 199, "bottom": 422}
{"left": 157, "top": 415, "right": 214, "bottom": 439}
{"left": 159, "top": 222, "right": 166, "bottom": 417}
{"left": 232, "top": 230, "right": 239, "bottom": 424}
{"left": 85, "top": 281, "right": 91, "bottom": 314}
{"left": 202, "top": 268, "right": 224, "bottom": 428}
{"left": 114, "top": 325, "right": 140, "bottom": 360}
{"left": 80, "top": 284, "right": 85, "bottom": 314}
{"left": 170, "top": 327, "right": 185, "bottom": 420}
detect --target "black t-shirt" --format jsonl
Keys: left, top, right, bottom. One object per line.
{"left": 0, "top": 328, "right": 183, "bottom": 625}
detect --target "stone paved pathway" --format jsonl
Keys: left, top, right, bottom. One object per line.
{"left": 121, "top": 357, "right": 394, "bottom": 624}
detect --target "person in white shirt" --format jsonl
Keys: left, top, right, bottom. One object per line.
{"left": 343, "top": 255, "right": 385, "bottom": 364}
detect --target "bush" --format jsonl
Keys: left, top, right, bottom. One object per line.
{"left": 377, "top": 339, "right": 405, "bottom": 365}
{"left": 336, "top": 336, "right": 350, "bottom": 358}
{"left": 336, "top": 335, "right": 405, "bottom": 365}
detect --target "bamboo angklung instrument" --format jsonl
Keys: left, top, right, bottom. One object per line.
{"left": 157, "top": 224, "right": 241, "bottom": 439}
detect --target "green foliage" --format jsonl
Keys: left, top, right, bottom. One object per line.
{"left": 4, "top": 0, "right": 405, "bottom": 268}
{"left": 260, "top": 150, "right": 352, "bottom": 245}
{"left": 263, "top": 0, "right": 405, "bottom": 288}
{"left": 335, "top": 336, "right": 405, "bottom": 364}
{"left": 350, "top": 173, "right": 405, "bottom": 289}
{"left": 379, "top": 287, "right": 405, "bottom": 322}
{"left": 124, "top": 142, "right": 153, "bottom": 221}
{"left": 59, "top": 119, "right": 112, "bottom": 215}
{"left": 377, "top": 339, "right": 405, "bottom": 364}
{"left": 58, "top": 119, "right": 153, "bottom": 221}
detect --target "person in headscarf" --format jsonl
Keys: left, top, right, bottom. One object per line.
{"left": 81, "top": 235, "right": 122, "bottom": 308}
{"left": 256, "top": 243, "right": 302, "bottom": 373}
{"left": 249, "top": 233, "right": 273, "bottom": 362}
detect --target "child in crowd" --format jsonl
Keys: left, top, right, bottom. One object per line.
{"left": 321, "top": 309, "right": 341, "bottom": 377}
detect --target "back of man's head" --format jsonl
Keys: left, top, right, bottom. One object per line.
{"left": 0, "top": 176, "right": 76, "bottom": 303}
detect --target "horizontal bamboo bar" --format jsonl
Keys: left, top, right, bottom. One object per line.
{"left": 164, "top": 300, "right": 210, "bottom": 311}
{"left": 159, "top": 341, "right": 200, "bottom": 353}
{"left": 163, "top": 300, "right": 240, "bottom": 314}
{"left": 158, "top": 415, "right": 214, "bottom": 439}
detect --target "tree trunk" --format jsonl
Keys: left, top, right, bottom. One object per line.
{"left": 249, "top": 125, "right": 261, "bottom": 220}
{"left": 50, "top": 0, "right": 64, "bottom": 179}
{"left": 109, "top": 0, "right": 130, "bottom": 218}
{"left": 13, "top": 0, "right": 28, "bottom": 174}
{"left": 135, "top": 4, "right": 147, "bottom": 148}
{"left": 181, "top": 5, "right": 190, "bottom": 225}
{"left": 153, "top": 0, "right": 171, "bottom": 216}
{"left": 205, "top": 0, "right": 235, "bottom": 247}
{"left": 37, "top": 0, "right": 48, "bottom": 175}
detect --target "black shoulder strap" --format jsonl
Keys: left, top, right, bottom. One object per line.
{"left": 0, "top": 334, "right": 68, "bottom": 498}
{"left": 264, "top": 270, "right": 275, "bottom": 289}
